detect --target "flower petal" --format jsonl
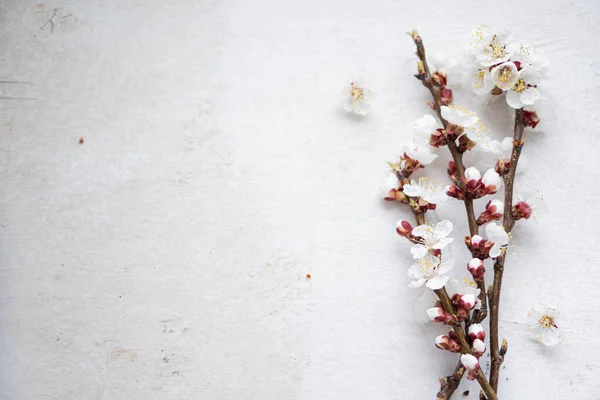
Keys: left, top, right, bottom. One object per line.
{"left": 506, "top": 89, "right": 524, "bottom": 109}
{"left": 541, "top": 327, "right": 562, "bottom": 346}
{"left": 426, "top": 275, "right": 449, "bottom": 290}
{"left": 411, "top": 244, "right": 429, "bottom": 259}
{"left": 520, "top": 86, "right": 540, "bottom": 105}
{"left": 409, "top": 278, "right": 427, "bottom": 288}
{"left": 434, "top": 220, "right": 453, "bottom": 238}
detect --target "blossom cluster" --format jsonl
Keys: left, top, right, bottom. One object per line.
{"left": 469, "top": 25, "right": 543, "bottom": 110}
{"left": 377, "top": 27, "right": 562, "bottom": 384}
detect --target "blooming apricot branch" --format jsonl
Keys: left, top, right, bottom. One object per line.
{"left": 379, "top": 26, "right": 561, "bottom": 399}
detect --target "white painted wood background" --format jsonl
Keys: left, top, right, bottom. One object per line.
{"left": 1, "top": 0, "right": 599, "bottom": 399}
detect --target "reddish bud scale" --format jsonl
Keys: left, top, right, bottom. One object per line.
{"left": 495, "top": 159, "right": 510, "bottom": 176}
{"left": 440, "top": 88, "right": 453, "bottom": 105}
{"left": 446, "top": 184, "right": 465, "bottom": 200}
{"left": 429, "top": 129, "right": 448, "bottom": 148}
{"left": 466, "top": 236, "right": 494, "bottom": 260}
{"left": 384, "top": 188, "right": 409, "bottom": 203}
{"left": 523, "top": 110, "right": 540, "bottom": 128}
{"left": 457, "top": 134, "right": 475, "bottom": 153}
{"left": 512, "top": 201, "right": 533, "bottom": 220}
{"left": 447, "top": 161, "right": 458, "bottom": 182}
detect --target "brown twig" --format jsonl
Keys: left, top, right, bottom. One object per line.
{"left": 488, "top": 109, "right": 525, "bottom": 392}
{"left": 410, "top": 31, "right": 490, "bottom": 398}
{"left": 434, "top": 287, "right": 497, "bottom": 400}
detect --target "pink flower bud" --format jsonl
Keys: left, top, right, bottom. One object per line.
{"left": 477, "top": 200, "right": 504, "bottom": 225}
{"left": 468, "top": 323, "right": 486, "bottom": 342}
{"left": 472, "top": 339, "right": 486, "bottom": 357}
{"left": 427, "top": 307, "right": 455, "bottom": 325}
{"left": 458, "top": 294, "right": 476, "bottom": 310}
{"left": 460, "top": 354, "right": 480, "bottom": 372}
{"left": 513, "top": 201, "right": 533, "bottom": 220}
{"left": 395, "top": 220, "right": 413, "bottom": 237}
{"left": 467, "top": 258, "right": 485, "bottom": 281}
{"left": 429, "top": 129, "right": 448, "bottom": 148}
{"left": 435, "top": 335, "right": 461, "bottom": 353}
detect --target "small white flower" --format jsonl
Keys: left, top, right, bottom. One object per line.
{"left": 407, "top": 253, "right": 454, "bottom": 290}
{"left": 473, "top": 27, "right": 518, "bottom": 67}
{"left": 491, "top": 61, "right": 519, "bottom": 90}
{"left": 485, "top": 223, "right": 509, "bottom": 258}
{"left": 512, "top": 44, "right": 543, "bottom": 69}
{"left": 506, "top": 68, "right": 540, "bottom": 109}
{"left": 427, "top": 307, "right": 445, "bottom": 322}
{"left": 527, "top": 303, "right": 563, "bottom": 346}
{"left": 470, "top": 66, "right": 495, "bottom": 95}
{"left": 402, "top": 177, "right": 448, "bottom": 204}
{"left": 410, "top": 220, "right": 454, "bottom": 259}
{"left": 343, "top": 80, "right": 369, "bottom": 115}
{"left": 464, "top": 119, "right": 497, "bottom": 153}
{"left": 460, "top": 354, "right": 480, "bottom": 372}
{"left": 440, "top": 105, "right": 478, "bottom": 128}
{"left": 379, "top": 172, "right": 399, "bottom": 198}
{"left": 404, "top": 142, "right": 438, "bottom": 165}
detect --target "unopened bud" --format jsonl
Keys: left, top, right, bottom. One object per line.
{"left": 468, "top": 323, "right": 486, "bottom": 342}
{"left": 467, "top": 258, "right": 485, "bottom": 281}
{"left": 458, "top": 294, "right": 476, "bottom": 310}
{"left": 500, "top": 338, "right": 508, "bottom": 356}
{"left": 427, "top": 307, "right": 454, "bottom": 325}
{"left": 440, "top": 87, "right": 453, "bottom": 105}
{"left": 445, "top": 184, "right": 464, "bottom": 200}
{"left": 472, "top": 339, "right": 486, "bottom": 357}
{"left": 477, "top": 200, "right": 504, "bottom": 225}
{"left": 435, "top": 335, "right": 461, "bottom": 353}
{"left": 460, "top": 354, "right": 480, "bottom": 372}
{"left": 395, "top": 220, "right": 414, "bottom": 237}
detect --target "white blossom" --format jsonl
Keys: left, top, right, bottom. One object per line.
{"left": 505, "top": 68, "right": 540, "bottom": 109}
{"left": 407, "top": 253, "right": 454, "bottom": 290}
{"left": 485, "top": 223, "right": 509, "bottom": 258}
{"left": 440, "top": 105, "right": 478, "bottom": 128}
{"left": 512, "top": 44, "right": 543, "bottom": 69}
{"left": 402, "top": 177, "right": 448, "bottom": 204}
{"left": 471, "top": 26, "right": 518, "bottom": 67}
{"left": 527, "top": 303, "right": 563, "bottom": 346}
{"left": 491, "top": 61, "right": 519, "bottom": 90}
{"left": 470, "top": 66, "right": 495, "bottom": 95}
{"left": 342, "top": 80, "right": 369, "bottom": 115}
{"left": 410, "top": 220, "right": 454, "bottom": 259}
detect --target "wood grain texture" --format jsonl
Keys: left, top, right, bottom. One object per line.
{"left": 1, "top": 0, "right": 599, "bottom": 399}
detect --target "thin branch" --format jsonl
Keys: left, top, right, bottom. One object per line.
{"left": 410, "top": 31, "right": 490, "bottom": 398}
{"left": 488, "top": 109, "right": 525, "bottom": 392}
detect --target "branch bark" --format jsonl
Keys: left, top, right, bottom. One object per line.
{"left": 488, "top": 109, "right": 525, "bottom": 392}
{"left": 410, "top": 31, "right": 491, "bottom": 399}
